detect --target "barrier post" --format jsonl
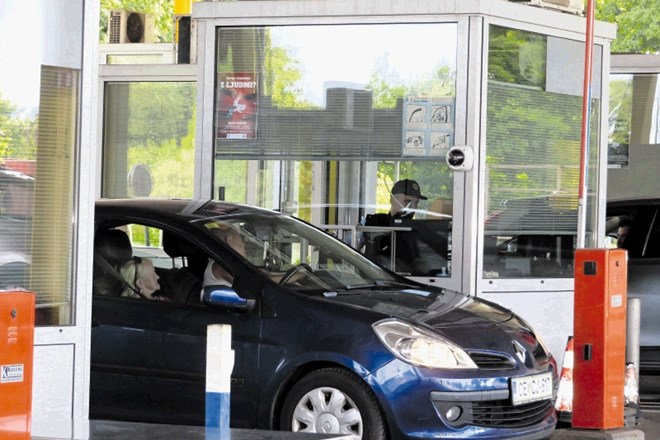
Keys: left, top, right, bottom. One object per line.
{"left": 206, "top": 324, "right": 234, "bottom": 439}
{"left": 0, "top": 291, "right": 36, "bottom": 440}
{"left": 573, "top": 248, "right": 627, "bottom": 429}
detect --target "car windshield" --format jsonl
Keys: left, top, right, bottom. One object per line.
{"left": 191, "top": 206, "right": 402, "bottom": 291}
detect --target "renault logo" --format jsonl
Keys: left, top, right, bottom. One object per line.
{"left": 513, "top": 341, "right": 527, "bottom": 363}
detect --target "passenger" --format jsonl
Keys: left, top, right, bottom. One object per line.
{"left": 120, "top": 257, "right": 170, "bottom": 301}
{"left": 617, "top": 219, "right": 631, "bottom": 249}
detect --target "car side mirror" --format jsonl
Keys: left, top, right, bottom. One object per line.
{"left": 202, "top": 285, "right": 255, "bottom": 312}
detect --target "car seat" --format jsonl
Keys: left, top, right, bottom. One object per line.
{"left": 160, "top": 231, "right": 204, "bottom": 304}
{"left": 93, "top": 229, "right": 133, "bottom": 296}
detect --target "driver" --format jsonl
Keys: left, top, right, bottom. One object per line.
{"left": 203, "top": 222, "right": 307, "bottom": 294}
{"left": 203, "top": 224, "right": 246, "bottom": 289}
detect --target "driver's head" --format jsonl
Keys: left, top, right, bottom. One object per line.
{"left": 214, "top": 223, "right": 246, "bottom": 257}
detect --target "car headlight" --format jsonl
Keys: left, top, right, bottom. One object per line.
{"left": 372, "top": 319, "right": 478, "bottom": 369}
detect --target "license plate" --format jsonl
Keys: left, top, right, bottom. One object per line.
{"left": 510, "top": 372, "right": 553, "bottom": 406}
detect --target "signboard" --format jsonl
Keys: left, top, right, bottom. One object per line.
{"left": 216, "top": 72, "right": 258, "bottom": 140}
{"left": 402, "top": 96, "right": 454, "bottom": 157}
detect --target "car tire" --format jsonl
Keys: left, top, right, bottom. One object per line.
{"left": 280, "top": 367, "right": 387, "bottom": 440}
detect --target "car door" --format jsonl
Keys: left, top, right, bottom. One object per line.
{"left": 90, "top": 222, "right": 262, "bottom": 428}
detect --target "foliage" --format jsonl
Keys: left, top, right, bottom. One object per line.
{"left": 0, "top": 95, "right": 37, "bottom": 160}
{"left": 596, "top": 0, "right": 660, "bottom": 54}
{"left": 215, "top": 160, "right": 250, "bottom": 203}
{"left": 264, "top": 46, "right": 315, "bottom": 109}
{"left": 487, "top": 27, "right": 546, "bottom": 88}
{"left": 367, "top": 55, "right": 408, "bottom": 110}
{"left": 127, "top": 82, "right": 196, "bottom": 146}
{"left": 0, "top": 95, "right": 17, "bottom": 158}
{"left": 127, "top": 133, "right": 195, "bottom": 198}
{"left": 99, "top": 0, "right": 174, "bottom": 43}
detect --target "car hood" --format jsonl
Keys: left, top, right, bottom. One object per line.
{"left": 322, "top": 287, "right": 516, "bottom": 330}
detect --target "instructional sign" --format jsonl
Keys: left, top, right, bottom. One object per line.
{"left": 402, "top": 96, "right": 455, "bottom": 157}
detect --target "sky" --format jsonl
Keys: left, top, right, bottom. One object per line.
{"left": 0, "top": 14, "right": 458, "bottom": 114}
{"left": 0, "top": 2, "right": 42, "bottom": 113}
{"left": 270, "top": 23, "right": 458, "bottom": 106}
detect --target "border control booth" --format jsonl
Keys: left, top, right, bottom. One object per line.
{"left": 192, "top": 0, "right": 615, "bottom": 366}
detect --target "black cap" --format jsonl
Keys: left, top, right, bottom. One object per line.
{"left": 391, "top": 179, "right": 427, "bottom": 200}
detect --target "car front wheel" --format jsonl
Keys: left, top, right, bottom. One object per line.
{"left": 280, "top": 368, "right": 387, "bottom": 440}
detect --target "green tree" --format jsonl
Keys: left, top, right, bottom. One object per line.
{"left": 0, "top": 95, "right": 37, "bottom": 161}
{"left": 0, "top": 95, "right": 17, "bottom": 157}
{"left": 128, "top": 82, "right": 195, "bottom": 146}
{"left": 596, "top": 0, "right": 660, "bottom": 53}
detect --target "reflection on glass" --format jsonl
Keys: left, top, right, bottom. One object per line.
{"left": 483, "top": 25, "right": 600, "bottom": 279}
{"left": 608, "top": 73, "right": 660, "bottom": 168}
{"left": 0, "top": 67, "right": 80, "bottom": 325}
{"left": 213, "top": 23, "right": 458, "bottom": 159}
{"left": 212, "top": 23, "right": 458, "bottom": 277}
{"left": 102, "top": 82, "right": 196, "bottom": 198}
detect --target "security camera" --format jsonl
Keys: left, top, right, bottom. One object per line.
{"left": 446, "top": 145, "right": 474, "bottom": 171}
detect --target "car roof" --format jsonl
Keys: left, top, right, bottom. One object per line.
{"left": 607, "top": 198, "right": 660, "bottom": 208}
{"left": 95, "top": 198, "right": 276, "bottom": 224}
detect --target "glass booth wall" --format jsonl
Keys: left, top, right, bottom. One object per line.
{"left": 482, "top": 25, "right": 602, "bottom": 280}
{"left": 0, "top": 1, "right": 83, "bottom": 325}
{"left": 213, "top": 23, "right": 459, "bottom": 278}
{"left": 102, "top": 81, "right": 197, "bottom": 199}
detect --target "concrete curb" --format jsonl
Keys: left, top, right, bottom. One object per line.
{"left": 553, "top": 428, "right": 644, "bottom": 439}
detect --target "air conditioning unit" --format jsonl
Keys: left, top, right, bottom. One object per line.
{"left": 109, "top": 10, "right": 155, "bottom": 44}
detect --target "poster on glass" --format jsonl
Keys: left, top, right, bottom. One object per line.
{"left": 216, "top": 72, "right": 258, "bottom": 140}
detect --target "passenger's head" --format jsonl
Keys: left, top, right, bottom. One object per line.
{"left": 390, "top": 179, "right": 427, "bottom": 217}
{"left": 617, "top": 219, "right": 632, "bottom": 248}
{"left": 212, "top": 223, "right": 246, "bottom": 257}
{"left": 120, "top": 257, "right": 160, "bottom": 299}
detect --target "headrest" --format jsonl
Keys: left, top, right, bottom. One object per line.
{"left": 94, "top": 229, "right": 132, "bottom": 265}
{"left": 163, "top": 231, "right": 197, "bottom": 258}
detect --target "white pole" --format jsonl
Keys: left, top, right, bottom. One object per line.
{"left": 205, "top": 324, "right": 234, "bottom": 439}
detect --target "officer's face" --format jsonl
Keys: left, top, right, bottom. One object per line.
{"left": 391, "top": 193, "right": 420, "bottom": 215}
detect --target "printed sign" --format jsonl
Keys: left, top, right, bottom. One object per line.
{"left": 216, "top": 72, "right": 258, "bottom": 140}
{"left": 402, "top": 96, "right": 454, "bottom": 156}
{"left": 1, "top": 364, "right": 24, "bottom": 383}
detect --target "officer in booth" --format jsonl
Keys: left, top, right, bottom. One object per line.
{"left": 363, "top": 179, "right": 428, "bottom": 273}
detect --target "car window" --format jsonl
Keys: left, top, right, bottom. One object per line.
{"left": 93, "top": 223, "right": 213, "bottom": 305}
{"left": 606, "top": 205, "right": 660, "bottom": 258}
{"left": 195, "top": 212, "right": 400, "bottom": 291}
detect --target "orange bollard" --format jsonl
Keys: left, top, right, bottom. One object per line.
{"left": 572, "top": 249, "right": 627, "bottom": 429}
{"left": 0, "top": 291, "right": 36, "bottom": 440}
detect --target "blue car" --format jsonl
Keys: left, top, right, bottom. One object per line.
{"left": 90, "top": 199, "right": 558, "bottom": 439}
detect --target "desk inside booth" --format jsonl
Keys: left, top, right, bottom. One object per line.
{"left": 358, "top": 218, "right": 451, "bottom": 276}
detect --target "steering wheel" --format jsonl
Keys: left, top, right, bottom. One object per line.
{"left": 279, "top": 263, "right": 313, "bottom": 285}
